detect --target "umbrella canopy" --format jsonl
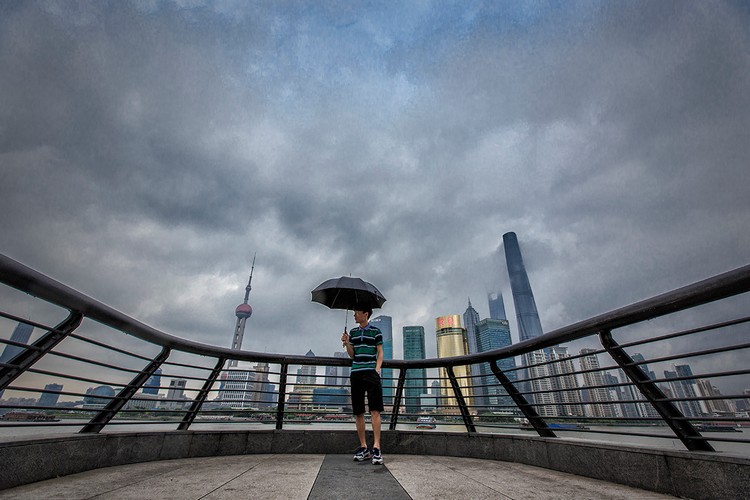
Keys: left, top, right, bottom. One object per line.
{"left": 311, "top": 276, "right": 386, "bottom": 311}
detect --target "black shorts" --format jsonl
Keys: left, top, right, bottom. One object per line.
{"left": 350, "top": 370, "right": 384, "bottom": 416}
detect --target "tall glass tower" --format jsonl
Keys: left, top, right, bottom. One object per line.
{"left": 402, "top": 326, "right": 426, "bottom": 415}
{"left": 370, "top": 315, "right": 393, "bottom": 405}
{"left": 0, "top": 322, "right": 34, "bottom": 400}
{"left": 475, "top": 318, "right": 516, "bottom": 412}
{"left": 0, "top": 322, "right": 34, "bottom": 363}
{"left": 143, "top": 368, "right": 162, "bottom": 395}
{"left": 502, "top": 232, "right": 544, "bottom": 342}
{"left": 462, "top": 299, "right": 482, "bottom": 408}
{"left": 488, "top": 292, "right": 507, "bottom": 320}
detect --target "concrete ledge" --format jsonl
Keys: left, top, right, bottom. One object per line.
{"left": 1, "top": 430, "right": 747, "bottom": 499}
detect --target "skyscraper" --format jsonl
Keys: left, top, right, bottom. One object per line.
{"left": 546, "top": 346, "right": 584, "bottom": 417}
{"left": 0, "top": 322, "right": 34, "bottom": 400}
{"left": 229, "top": 256, "right": 255, "bottom": 368}
{"left": 435, "top": 315, "right": 473, "bottom": 413}
{"left": 403, "top": 325, "right": 426, "bottom": 415}
{"left": 503, "top": 232, "right": 550, "bottom": 411}
{"left": 579, "top": 349, "right": 614, "bottom": 418}
{"left": 166, "top": 379, "right": 188, "bottom": 410}
{"left": 488, "top": 292, "right": 507, "bottom": 321}
{"left": 370, "top": 315, "right": 393, "bottom": 405}
{"left": 664, "top": 364, "right": 702, "bottom": 418}
{"left": 503, "top": 232, "right": 544, "bottom": 342}
{"left": 0, "top": 322, "right": 34, "bottom": 363}
{"left": 462, "top": 299, "right": 482, "bottom": 407}
{"left": 143, "top": 368, "right": 162, "bottom": 395}
{"left": 37, "top": 383, "right": 63, "bottom": 408}
{"left": 475, "top": 318, "right": 516, "bottom": 412}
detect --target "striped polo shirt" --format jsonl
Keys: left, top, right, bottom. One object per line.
{"left": 349, "top": 323, "right": 383, "bottom": 373}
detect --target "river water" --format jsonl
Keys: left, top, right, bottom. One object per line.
{"left": 1, "top": 420, "right": 747, "bottom": 458}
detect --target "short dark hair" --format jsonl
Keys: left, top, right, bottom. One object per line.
{"left": 357, "top": 308, "right": 372, "bottom": 319}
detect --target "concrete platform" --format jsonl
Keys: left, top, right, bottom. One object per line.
{"left": 0, "top": 454, "right": 676, "bottom": 499}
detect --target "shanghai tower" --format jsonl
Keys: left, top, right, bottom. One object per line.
{"left": 503, "top": 232, "right": 544, "bottom": 341}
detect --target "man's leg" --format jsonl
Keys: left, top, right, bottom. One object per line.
{"left": 371, "top": 410, "right": 381, "bottom": 449}
{"left": 355, "top": 413, "right": 367, "bottom": 448}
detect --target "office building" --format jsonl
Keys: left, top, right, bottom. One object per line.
{"left": 664, "top": 364, "right": 702, "bottom": 417}
{"left": 166, "top": 379, "right": 188, "bottom": 410}
{"left": 403, "top": 325, "right": 427, "bottom": 415}
{"left": 370, "top": 315, "right": 393, "bottom": 405}
{"left": 488, "top": 292, "right": 507, "bottom": 321}
{"left": 579, "top": 349, "right": 614, "bottom": 418}
{"left": 435, "top": 315, "right": 473, "bottom": 413}
{"left": 143, "top": 368, "right": 162, "bottom": 395}
{"left": 37, "top": 383, "right": 63, "bottom": 408}
{"left": 0, "top": 322, "right": 34, "bottom": 364}
{"left": 463, "top": 300, "right": 482, "bottom": 409}
{"left": 546, "top": 346, "right": 584, "bottom": 417}
{"left": 475, "top": 318, "right": 517, "bottom": 412}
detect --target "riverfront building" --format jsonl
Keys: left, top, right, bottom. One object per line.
{"left": 37, "top": 383, "right": 63, "bottom": 408}
{"left": 579, "top": 349, "right": 614, "bottom": 418}
{"left": 463, "top": 299, "right": 482, "bottom": 407}
{"left": 435, "top": 315, "right": 473, "bottom": 413}
{"left": 0, "top": 322, "right": 34, "bottom": 400}
{"left": 143, "top": 368, "right": 162, "bottom": 395}
{"left": 488, "top": 292, "right": 507, "bottom": 321}
{"left": 502, "top": 232, "right": 554, "bottom": 412}
{"left": 403, "top": 325, "right": 427, "bottom": 415}
{"left": 475, "top": 318, "right": 516, "bottom": 412}
{"left": 547, "top": 346, "right": 584, "bottom": 417}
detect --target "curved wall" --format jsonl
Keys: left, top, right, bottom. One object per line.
{"left": 1, "top": 430, "right": 748, "bottom": 499}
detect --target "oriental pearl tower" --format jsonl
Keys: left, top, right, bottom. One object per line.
{"left": 229, "top": 255, "right": 255, "bottom": 367}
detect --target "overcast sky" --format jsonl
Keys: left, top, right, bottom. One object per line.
{"left": 2, "top": 1, "right": 749, "bottom": 375}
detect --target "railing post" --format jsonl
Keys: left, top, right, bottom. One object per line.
{"left": 178, "top": 357, "right": 226, "bottom": 431}
{"left": 446, "top": 366, "right": 476, "bottom": 433}
{"left": 80, "top": 347, "right": 171, "bottom": 434}
{"left": 490, "top": 359, "right": 556, "bottom": 438}
{"left": 389, "top": 368, "right": 407, "bottom": 430}
{"left": 0, "top": 312, "right": 84, "bottom": 391}
{"left": 599, "top": 330, "right": 714, "bottom": 452}
{"left": 275, "top": 363, "right": 288, "bottom": 430}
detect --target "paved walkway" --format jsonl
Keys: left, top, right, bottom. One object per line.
{"left": 0, "top": 454, "right": 677, "bottom": 499}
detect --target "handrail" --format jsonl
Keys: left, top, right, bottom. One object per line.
{"left": 3, "top": 252, "right": 749, "bottom": 370}
{"left": 2, "top": 252, "right": 750, "bottom": 454}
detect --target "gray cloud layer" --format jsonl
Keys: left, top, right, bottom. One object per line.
{"left": 2, "top": 1, "right": 749, "bottom": 370}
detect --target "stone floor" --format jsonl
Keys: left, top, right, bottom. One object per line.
{"left": 0, "top": 454, "right": 677, "bottom": 499}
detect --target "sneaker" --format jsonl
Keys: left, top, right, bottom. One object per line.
{"left": 353, "top": 447, "right": 372, "bottom": 461}
{"left": 371, "top": 447, "right": 383, "bottom": 465}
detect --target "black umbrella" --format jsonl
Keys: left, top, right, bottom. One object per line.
{"left": 311, "top": 276, "right": 386, "bottom": 311}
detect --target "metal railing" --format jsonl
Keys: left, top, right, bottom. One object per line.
{"left": 1, "top": 253, "right": 749, "bottom": 456}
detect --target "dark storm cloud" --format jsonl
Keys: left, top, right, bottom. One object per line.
{"left": 1, "top": 0, "right": 749, "bottom": 381}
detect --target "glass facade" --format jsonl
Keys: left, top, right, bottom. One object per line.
{"left": 402, "top": 325, "right": 426, "bottom": 415}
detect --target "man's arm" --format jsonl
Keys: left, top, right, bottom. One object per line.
{"left": 342, "top": 330, "right": 354, "bottom": 358}
{"left": 375, "top": 343, "right": 383, "bottom": 374}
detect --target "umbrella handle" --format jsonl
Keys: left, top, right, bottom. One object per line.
{"left": 342, "top": 309, "right": 349, "bottom": 348}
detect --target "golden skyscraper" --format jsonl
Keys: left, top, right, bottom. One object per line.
{"left": 435, "top": 315, "right": 474, "bottom": 413}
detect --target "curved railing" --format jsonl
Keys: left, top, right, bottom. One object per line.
{"left": 1, "top": 253, "right": 749, "bottom": 457}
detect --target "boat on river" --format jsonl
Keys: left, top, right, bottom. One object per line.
{"left": 416, "top": 416, "right": 437, "bottom": 429}
{"left": 0, "top": 411, "right": 60, "bottom": 422}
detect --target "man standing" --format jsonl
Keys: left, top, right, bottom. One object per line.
{"left": 341, "top": 308, "right": 384, "bottom": 465}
